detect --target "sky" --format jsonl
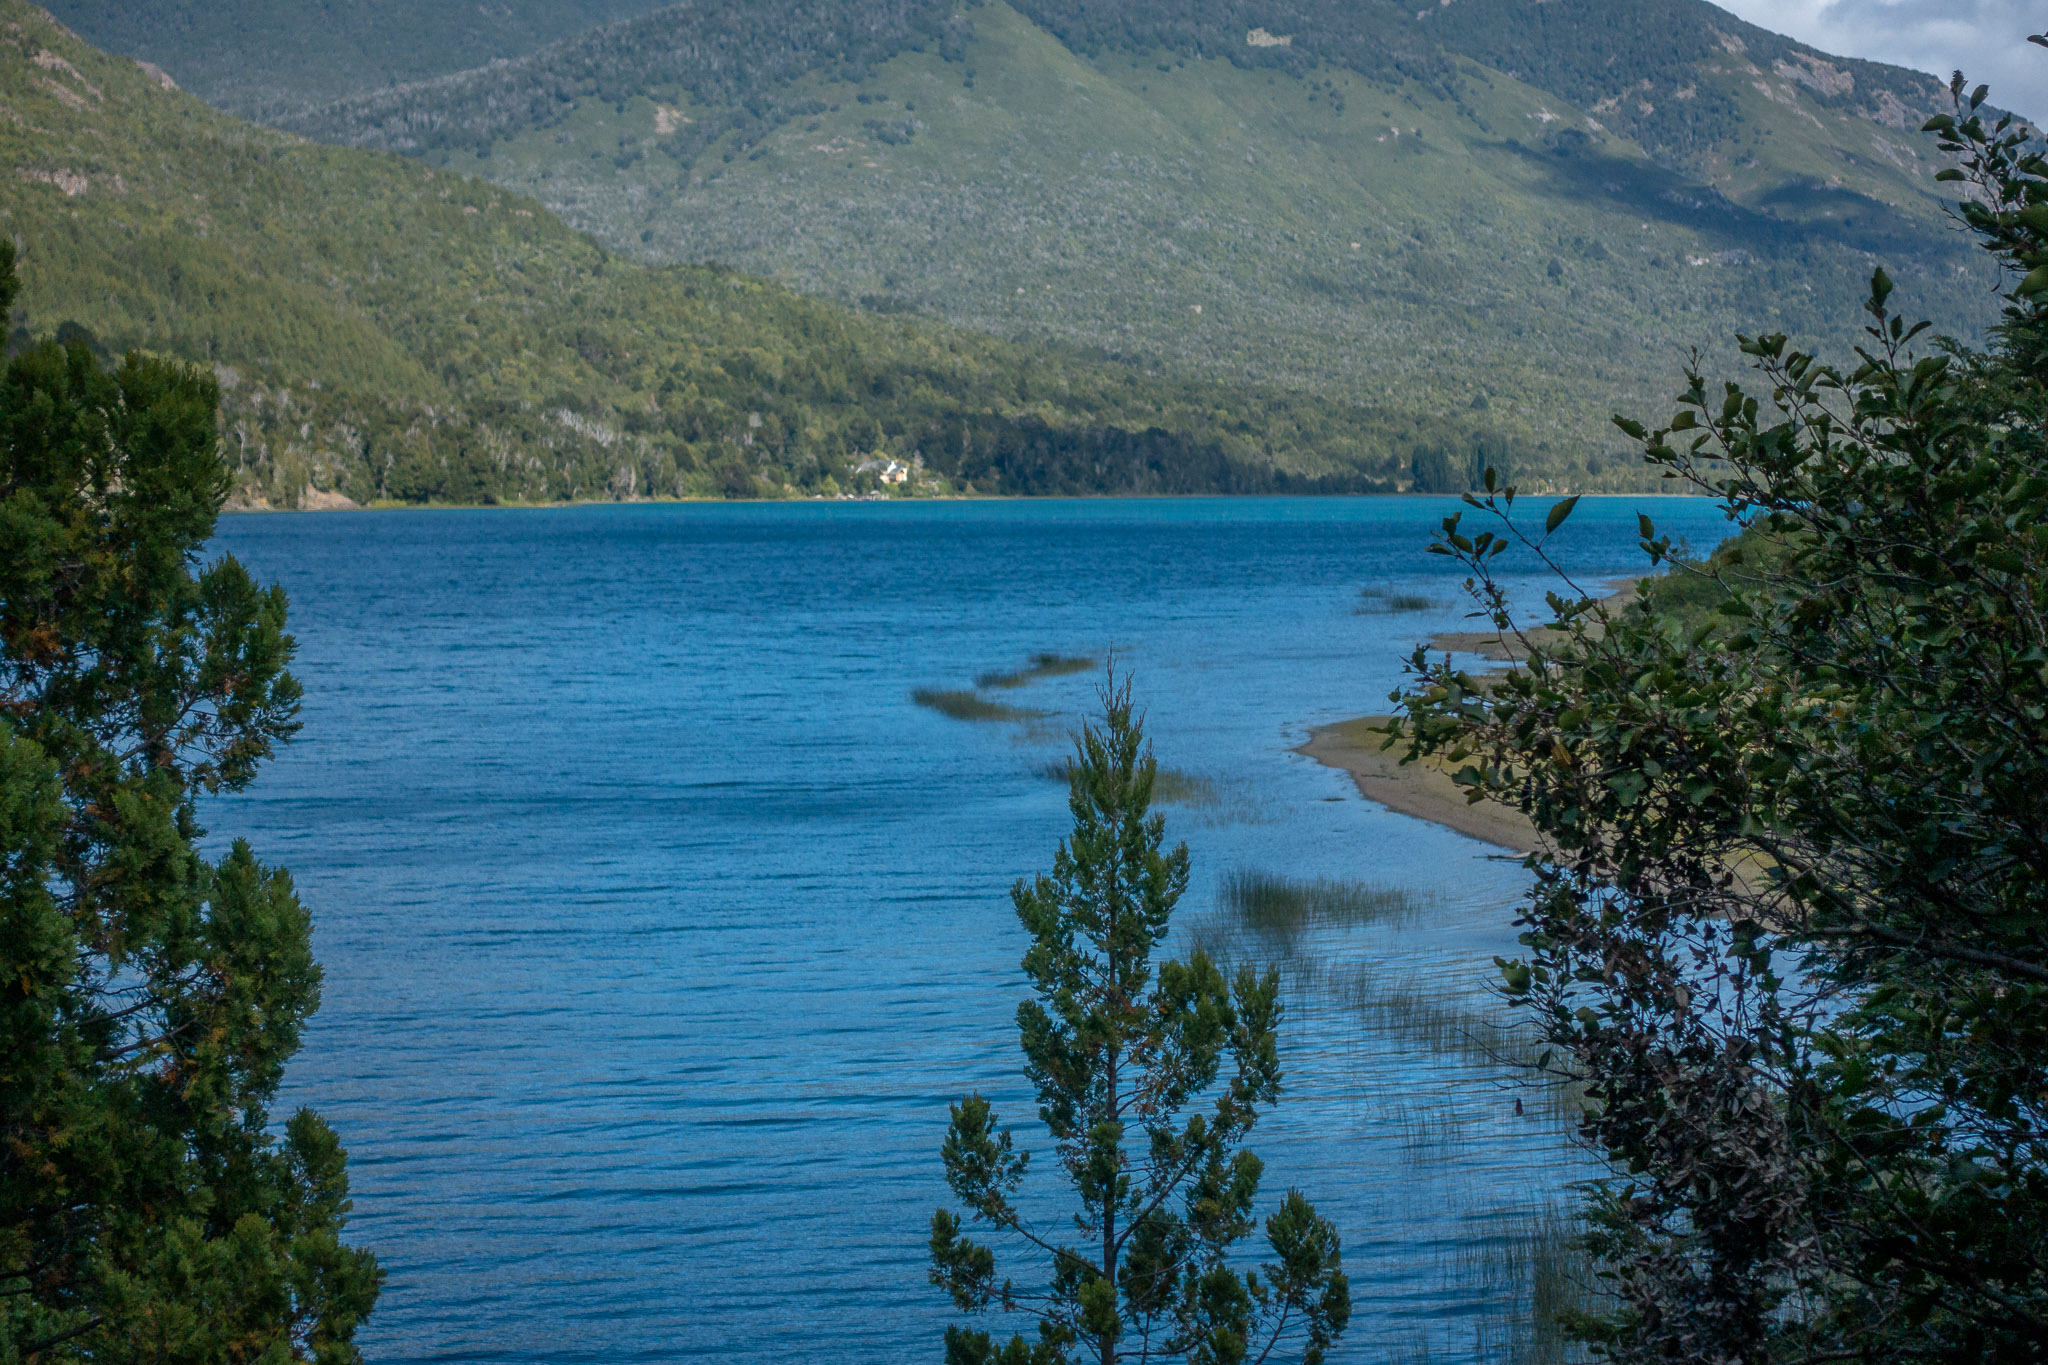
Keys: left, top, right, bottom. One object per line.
{"left": 1716, "top": 0, "right": 2047, "bottom": 121}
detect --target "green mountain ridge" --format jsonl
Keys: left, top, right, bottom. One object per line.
{"left": 38, "top": 0, "right": 674, "bottom": 117}
{"left": 10, "top": 0, "right": 2023, "bottom": 501}
{"left": 5, "top": 0, "right": 1561, "bottom": 506}
{"left": 253, "top": 0, "right": 2005, "bottom": 452}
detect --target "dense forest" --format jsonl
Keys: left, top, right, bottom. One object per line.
{"left": 206, "top": 0, "right": 1998, "bottom": 459}
{"left": 42, "top": 0, "right": 672, "bottom": 115}
{"left": 1012, "top": 0, "right": 1966, "bottom": 164}
{"left": 273, "top": 0, "right": 1969, "bottom": 176}
{"left": 274, "top": 0, "right": 962, "bottom": 166}
{"left": 11, "top": 2, "right": 1573, "bottom": 505}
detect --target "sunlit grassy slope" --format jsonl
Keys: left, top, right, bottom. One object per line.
{"left": 5, "top": 0, "right": 1544, "bottom": 505}
{"left": 393, "top": 0, "right": 1997, "bottom": 453}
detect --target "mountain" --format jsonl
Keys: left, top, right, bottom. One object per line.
{"left": 38, "top": 1, "right": 675, "bottom": 118}
{"left": 244, "top": 0, "right": 2004, "bottom": 457}
{"left": 6, "top": 0, "right": 1529, "bottom": 506}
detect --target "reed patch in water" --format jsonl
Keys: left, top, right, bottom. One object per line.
{"left": 1448, "top": 1205, "right": 1607, "bottom": 1365}
{"left": 1040, "top": 759, "right": 1218, "bottom": 807}
{"left": 1356, "top": 587, "right": 1443, "bottom": 614}
{"left": 1341, "top": 977, "right": 1524, "bottom": 1068}
{"left": 1387, "top": 1097, "right": 1479, "bottom": 1164}
{"left": 1190, "top": 877, "right": 1587, "bottom": 1120}
{"left": 1222, "top": 869, "right": 1427, "bottom": 938}
{"left": 1189, "top": 871, "right": 1602, "bottom": 1360}
{"left": 976, "top": 653, "right": 1097, "bottom": 689}
{"left": 912, "top": 688, "right": 1050, "bottom": 723}
{"left": 1153, "top": 769, "right": 1222, "bottom": 808}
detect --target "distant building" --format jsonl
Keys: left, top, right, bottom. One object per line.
{"left": 853, "top": 456, "right": 911, "bottom": 486}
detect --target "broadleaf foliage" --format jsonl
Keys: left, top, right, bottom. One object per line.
{"left": 1391, "top": 68, "right": 2048, "bottom": 1363}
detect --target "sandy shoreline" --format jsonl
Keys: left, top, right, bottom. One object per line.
{"left": 1297, "top": 716, "right": 1540, "bottom": 855}
{"left": 1300, "top": 581, "right": 1651, "bottom": 852}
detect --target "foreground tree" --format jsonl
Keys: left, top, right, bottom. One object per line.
{"left": 0, "top": 241, "right": 380, "bottom": 1362}
{"left": 1391, "top": 67, "right": 2048, "bottom": 1363}
{"left": 929, "top": 680, "right": 1349, "bottom": 1365}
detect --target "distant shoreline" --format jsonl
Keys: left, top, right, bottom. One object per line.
{"left": 221, "top": 492, "right": 1712, "bottom": 515}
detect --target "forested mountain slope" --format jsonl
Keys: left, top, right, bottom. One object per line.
{"left": 248, "top": 0, "right": 2004, "bottom": 453}
{"left": 3, "top": 1, "right": 1502, "bottom": 505}
{"left": 39, "top": 0, "right": 675, "bottom": 116}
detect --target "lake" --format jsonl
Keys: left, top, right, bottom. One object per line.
{"left": 207, "top": 495, "right": 1733, "bottom": 1364}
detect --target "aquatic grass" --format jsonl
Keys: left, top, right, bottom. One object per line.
{"left": 1040, "top": 759, "right": 1218, "bottom": 808}
{"left": 1331, "top": 971, "right": 1591, "bottom": 1123}
{"left": 911, "top": 688, "right": 1050, "bottom": 723}
{"left": 1153, "top": 769, "right": 1221, "bottom": 809}
{"left": 1192, "top": 872, "right": 1587, "bottom": 1115}
{"left": 1339, "top": 977, "right": 1512, "bottom": 1067}
{"left": 1446, "top": 1205, "right": 1607, "bottom": 1365}
{"left": 1387, "top": 1097, "right": 1479, "bottom": 1165}
{"left": 1221, "top": 869, "right": 1426, "bottom": 941}
{"left": 1174, "top": 864, "right": 1605, "bottom": 1362}
{"left": 976, "top": 653, "right": 1098, "bottom": 689}
{"left": 1184, "top": 870, "right": 1429, "bottom": 963}
{"left": 1383, "top": 1342, "right": 1446, "bottom": 1365}
{"left": 1011, "top": 718, "right": 1069, "bottom": 747}
{"left": 1181, "top": 860, "right": 1603, "bottom": 1362}
{"left": 1356, "top": 587, "right": 1443, "bottom": 614}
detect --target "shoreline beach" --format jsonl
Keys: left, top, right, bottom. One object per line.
{"left": 1297, "top": 716, "right": 1540, "bottom": 856}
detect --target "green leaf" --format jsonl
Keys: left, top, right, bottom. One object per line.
{"left": 1545, "top": 496, "right": 1581, "bottom": 534}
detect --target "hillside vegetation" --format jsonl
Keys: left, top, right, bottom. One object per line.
{"left": 3, "top": 0, "right": 1547, "bottom": 506}
{"left": 40, "top": 0, "right": 674, "bottom": 117}
{"left": 256, "top": 0, "right": 2002, "bottom": 456}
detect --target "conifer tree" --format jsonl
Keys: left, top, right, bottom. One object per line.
{"left": 0, "top": 240, "right": 381, "bottom": 1362}
{"left": 930, "top": 679, "right": 1349, "bottom": 1365}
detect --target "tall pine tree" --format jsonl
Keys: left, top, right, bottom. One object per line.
{"left": 930, "top": 678, "right": 1349, "bottom": 1365}
{"left": 0, "top": 240, "right": 380, "bottom": 1363}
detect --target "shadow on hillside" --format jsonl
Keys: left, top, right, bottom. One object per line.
{"left": 1493, "top": 134, "right": 1949, "bottom": 261}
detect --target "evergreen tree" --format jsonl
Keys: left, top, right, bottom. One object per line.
{"left": 0, "top": 240, "right": 380, "bottom": 1363}
{"left": 930, "top": 679, "right": 1349, "bottom": 1365}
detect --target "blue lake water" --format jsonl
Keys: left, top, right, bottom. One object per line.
{"left": 206, "top": 495, "right": 1733, "bottom": 1364}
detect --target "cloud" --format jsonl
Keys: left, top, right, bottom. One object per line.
{"left": 1714, "top": 0, "right": 2047, "bottom": 121}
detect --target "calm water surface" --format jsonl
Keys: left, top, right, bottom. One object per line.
{"left": 207, "top": 496, "right": 1732, "bottom": 1363}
